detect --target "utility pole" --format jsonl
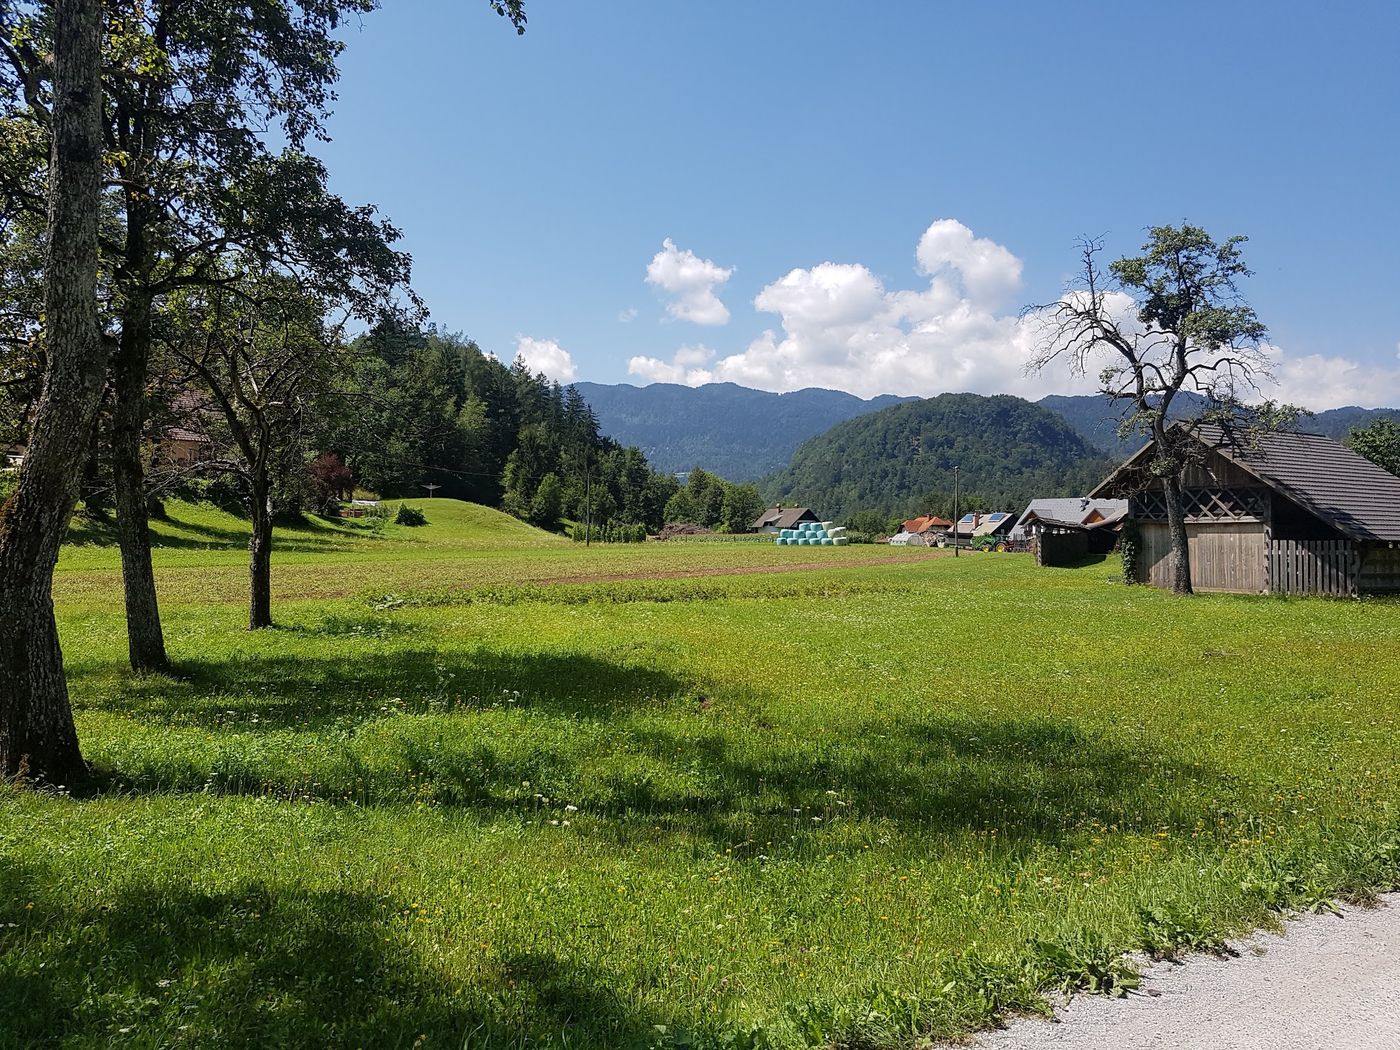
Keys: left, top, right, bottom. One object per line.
{"left": 421, "top": 482, "right": 441, "bottom": 499}
{"left": 953, "top": 466, "right": 960, "bottom": 558}
{"left": 584, "top": 448, "right": 592, "bottom": 547}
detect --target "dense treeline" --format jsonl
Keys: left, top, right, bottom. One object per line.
{"left": 662, "top": 468, "right": 765, "bottom": 533}
{"left": 319, "top": 322, "right": 682, "bottom": 532}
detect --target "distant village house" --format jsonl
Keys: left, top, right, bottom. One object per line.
{"left": 751, "top": 505, "right": 821, "bottom": 534}
{"left": 946, "top": 511, "right": 1015, "bottom": 542}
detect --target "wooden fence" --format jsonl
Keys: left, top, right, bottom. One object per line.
{"left": 1268, "top": 539, "right": 1359, "bottom": 597}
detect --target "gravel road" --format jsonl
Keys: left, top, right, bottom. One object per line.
{"left": 971, "top": 896, "right": 1400, "bottom": 1050}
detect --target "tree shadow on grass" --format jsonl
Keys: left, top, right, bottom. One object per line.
{"left": 0, "top": 860, "right": 672, "bottom": 1050}
{"left": 80, "top": 645, "right": 698, "bottom": 733}
{"left": 607, "top": 714, "right": 1224, "bottom": 847}
{"left": 67, "top": 505, "right": 370, "bottom": 555}
{"left": 80, "top": 649, "right": 1224, "bottom": 848}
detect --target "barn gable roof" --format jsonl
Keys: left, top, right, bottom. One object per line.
{"left": 1092, "top": 424, "right": 1400, "bottom": 543}
{"left": 751, "top": 506, "right": 819, "bottom": 530}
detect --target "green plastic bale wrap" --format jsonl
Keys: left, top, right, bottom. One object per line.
{"left": 821, "top": 537, "right": 833, "bottom": 545}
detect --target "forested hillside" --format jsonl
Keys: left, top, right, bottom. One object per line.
{"left": 317, "top": 325, "right": 680, "bottom": 532}
{"left": 762, "top": 393, "right": 1112, "bottom": 520}
{"left": 1038, "top": 392, "right": 1400, "bottom": 455}
{"left": 573, "top": 381, "right": 913, "bottom": 479}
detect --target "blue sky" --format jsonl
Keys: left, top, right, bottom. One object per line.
{"left": 317, "top": 1, "right": 1400, "bottom": 408}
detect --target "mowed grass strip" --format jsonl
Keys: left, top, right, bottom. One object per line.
{"left": 52, "top": 499, "right": 935, "bottom": 608}
{"left": 4, "top": 500, "right": 1399, "bottom": 1049}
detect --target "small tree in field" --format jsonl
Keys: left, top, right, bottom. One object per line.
{"left": 166, "top": 271, "right": 340, "bottom": 629}
{"left": 1027, "top": 224, "right": 1278, "bottom": 595}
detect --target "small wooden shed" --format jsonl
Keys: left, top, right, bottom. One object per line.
{"left": 1092, "top": 424, "right": 1400, "bottom": 596}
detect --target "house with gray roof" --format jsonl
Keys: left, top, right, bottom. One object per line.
{"left": 1013, "top": 497, "right": 1128, "bottom": 540}
{"left": 1092, "top": 424, "right": 1400, "bottom": 595}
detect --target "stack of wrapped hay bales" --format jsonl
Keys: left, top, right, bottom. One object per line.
{"left": 775, "top": 521, "right": 849, "bottom": 546}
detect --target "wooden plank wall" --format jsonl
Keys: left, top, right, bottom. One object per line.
{"left": 1138, "top": 522, "right": 1267, "bottom": 592}
{"left": 1268, "top": 540, "right": 1359, "bottom": 597}
{"left": 1358, "top": 545, "right": 1400, "bottom": 594}
{"left": 1138, "top": 522, "right": 1174, "bottom": 588}
{"left": 1190, "top": 523, "right": 1266, "bottom": 593}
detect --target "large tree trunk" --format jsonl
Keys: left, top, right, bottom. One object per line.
{"left": 112, "top": 297, "right": 170, "bottom": 672}
{"left": 0, "top": 0, "right": 105, "bottom": 783}
{"left": 248, "top": 475, "right": 274, "bottom": 629}
{"left": 1162, "top": 471, "right": 1193, "bottom": 596}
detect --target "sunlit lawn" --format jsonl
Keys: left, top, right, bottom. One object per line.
{"left": 3, "top": 500, "right": 1399, "bottom": 1049}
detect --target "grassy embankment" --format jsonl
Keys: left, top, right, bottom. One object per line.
{"left": 3, "top": 498, "right": 1398, "bottom": 1049}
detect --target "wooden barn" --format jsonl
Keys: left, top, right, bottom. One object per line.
{"left": 1092, "top": 424, "right": 1400, "bottom": 596}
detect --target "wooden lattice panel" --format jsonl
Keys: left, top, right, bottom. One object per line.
{"left": 1130, "top": 486, "right": 1268, "bottom": 523}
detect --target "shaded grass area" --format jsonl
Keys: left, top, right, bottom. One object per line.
{"left": 7, "top": 517, "right": 1400, "bottom": 1047}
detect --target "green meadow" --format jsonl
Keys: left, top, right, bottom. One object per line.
{"left": 4, "top": 500, "right": 1399, "bottom": 1049}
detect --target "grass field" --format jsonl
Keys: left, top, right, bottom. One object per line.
{"left": 4, "top": 499, "right": 1400, "bottom": 1049}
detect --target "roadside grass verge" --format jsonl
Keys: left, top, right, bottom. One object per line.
{"left": 4, "top": 507, "right": 1400, "bottom": 1048}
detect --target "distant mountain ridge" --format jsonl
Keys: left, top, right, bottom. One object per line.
{"left": 574, "top": 380, "right": 1400, "bottom": 493}
{"left": 761, "top": 392, "right": 1112, "bottom": 521}
{"left": 1038, "top": 394, "right": 1400, "bottom": 455}
{"left": 573, "top": 381, "right": 914, "bottom": 480}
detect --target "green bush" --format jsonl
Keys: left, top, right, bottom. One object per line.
{"left": 173, "top": 474, "right": 245, "bottom": 514}
{"left": 395, "top": 504, "right": 428, "bottom": 527}
{"left": 1119, "top": 518, "right": 1141, "bottom": 584}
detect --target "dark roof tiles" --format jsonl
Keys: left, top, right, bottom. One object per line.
{"left": 1195, "top": 425, "right": 1400, "bottom": 543}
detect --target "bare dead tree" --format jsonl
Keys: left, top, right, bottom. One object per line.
{"left": 1025, "top": 224, "right": 1274, "bottom": 595}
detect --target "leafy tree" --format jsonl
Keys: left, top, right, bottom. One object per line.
{"left": 307, "top": 453, "right": 353, "bottom": 511}
{"left": 845, "top": 509, "right": 903, "bottom": 537}
{"left": 720, "top": 482, "right": 764, "bottom": 532}
{"left": 165, "top": 268, "right": 340, "bottom": 629}
{"left": 530, "top": 472, "right": 563, "bottom": 528}
{"left": 1348, "top": 418, "right": 1400, "bottom": 477}
{"left": 1028, "top": 225, "right": 1285, "bottom": 594}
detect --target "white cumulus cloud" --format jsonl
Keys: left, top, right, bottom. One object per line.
{"left": 513, "top": 336, "right": 577, "bottom": 383}
{"left": 645, "top": 239, "right": 734, "bottom": 326}
{"left": 1263, "top": 349, "right": 1400, "bottom": 411}
{"left": 627, "top": 222, "right": 1400, "bottom": 411}
{"left": 627, "top": 345, "right": 716, "bottom": 385}
{"left": 677, "top": 219, "right": 1085, "bottom": 399}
